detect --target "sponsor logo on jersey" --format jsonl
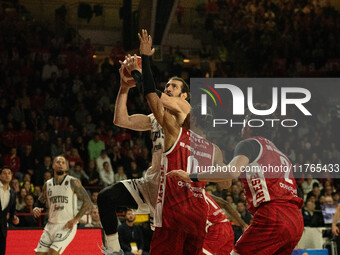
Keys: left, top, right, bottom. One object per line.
{"left": 49, "top": 196, "right": 68, "bottom": 204}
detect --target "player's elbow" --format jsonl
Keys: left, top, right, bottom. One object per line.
{"left": 84, "top": 200, "right": 93, "bottom": 211}
{"left": 113, "top": 117, "right": 128, "bottom": 128}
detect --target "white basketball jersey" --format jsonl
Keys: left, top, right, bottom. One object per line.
{"left": 145, "top": 114, "right": 164, "bottom": 184}
{"left": 46, "top": 175, "right": 78, "bottom": 224}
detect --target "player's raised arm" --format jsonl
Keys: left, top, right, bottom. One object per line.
{"left": 113, "top": 59, "right": 151, "bottom": 131}
{"left": 33, "top": 182, "right": 47, "bottom": 218}
{"left": 138, "top": 29, "right": 179, "bottom": 150}
{"left": 66, "top": 178, "right": 93, "bottom": 229}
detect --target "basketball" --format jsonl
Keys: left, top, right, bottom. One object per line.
{"left": 121, "top": 55, "right": 142, "bottom": 84}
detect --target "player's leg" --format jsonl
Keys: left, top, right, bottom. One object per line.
{"left": 48, "top": 223, "right": 77, "bottom": 255}
{"left": 35, "top": 227, "right": 53, "bottom": 255}
{"left": 202, "top": 221, "right": 234, "bottom": 255}
{"left": 183, "top": 231, "right": 206, "bottom": 255}
{"left": 149, "top": 227, "right": 184, "bottom": 255}
{"left": 271, "top": 205, "right": 304, "bottom": 255}
{"left": 233, "top": 203, "right": 303, "bottom": 255}
{"left": 47, "top": 248, "right": 61, "bottom": 255}
{"left": 97, "top": 182, "right": 138, "bottom": 252}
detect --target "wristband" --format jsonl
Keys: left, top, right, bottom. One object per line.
{"left": 189, "top": 173, "right": 199, "bottom": 182}
{"left": 155, "top": 89, "right": 162, "bottom": 98}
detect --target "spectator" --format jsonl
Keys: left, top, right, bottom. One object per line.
{"left": 16, "top": 187, "right": 27, "bottom": 211}
{"left": 115, "top": 165, "right": 127, "bottom": 183}
{"left": 3, "top": 147, "right": 21, "bottom": 179}
{"left": 69, "top": 162, "right": 89, "bottom": 185}
{"left": 96, "top": 150, "right": 113, "bottom": 173}
{"left": 17, "top": 121, "right": 33, "bottom": 147}
{"left": 43, "top": 171, "right": 52, "bottom": 183}
{"left": 19, "top": 145, "right": 35, "bottom": 175}
{"left": 88, "top": 133, "right": 105, "bottom": 161}
{"left": 50, "top": 137, "right": 64, "bottom": 158}
{"left": 84, "top": 114, "right": 96, "bottom": 136}
{"left": 116, "top": 129, "right": 132, "bottom": 145}
{"left": 32, "top": 132, "right": 51, "bottom": 164}
{"left": 302, "top": 174, "right": 321, "bottom": 197}
{"left": 129, "top": 161, "right": 141, "bottom": 179}
{"left": 85, "top": 160, "right": 100, "bottom": 187}
{"left": 74, "top": 135, "right": 89, "bottom": 163}
{"left": 213, "top": 182, "right": 227, "bottom": 200}
{"left": 10, "top": 178, "right": 20, "bottom": 194}
{"left": 110, "top": 145, "right": 123, "bottom": 169}
{"left": 35, "top": 156, "right": 52, "bottom": 186}
{"left": 90, "top": 191, "right": 99, "bottom": 205}
{"left": 85, "top": 205, "right": 101, "bottom": 228}
{"left": 99, "top": 162, "right": 114, "bottom": 187}
{"left": 18, "top": 194, "right": 38, "bottom": 227}
{"left": 307, "top": 183, "right": 321, "bottom": 202}
{"left": 118, "top": 209, "right": 149, "bottom": 255}
{"left": 75, "top": 103, "right": 89, "bottom": 127}
{"left": 67, "top": 148, "right": 84, "bottom": 169}
{"left": 302, "top": 200, "right": 324, "bottom": 227}
{"left": 236, "top": 202, "right": 252, "bottom": 225}
{"left": 41, "top": 59, "right": 59, "bottom": 81}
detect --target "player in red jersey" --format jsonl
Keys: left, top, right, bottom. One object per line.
{"left": 169, "top": 104, "right": 304, "bottom": 255}
{"left": 136, "top": 29, "right": 235, "bottom": 255}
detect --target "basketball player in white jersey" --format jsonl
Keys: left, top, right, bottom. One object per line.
{"left": 97, "top": 58, "right": 190, "bottom": 254}
{"left": 33, "top": 156, "right": 92, "bottom": 255}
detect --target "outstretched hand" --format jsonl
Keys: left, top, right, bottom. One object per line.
{"left": 167, "top": 170, "right": 191, "bottom": 183}
{"left": 138, "top": 29, "right": 155, "bottom": 56}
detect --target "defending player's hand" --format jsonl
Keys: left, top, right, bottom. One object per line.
{"left": 65, "top": 218, "right": 78, "bottom": 230}
{"left": 332, "top": 224, "right": 339, "bottom": 236}
{"left": 167, "top": 170, "right": 191, "bottom": 183}
{"left": 33, "top": 207, "right": 43, "bottom": 218}
{"left": 138, "top": 29, "right": 155, "bottom": 56}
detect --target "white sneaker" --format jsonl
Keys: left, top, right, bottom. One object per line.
{"left": 99, "top": 244, "right": 124, "bottom": 255}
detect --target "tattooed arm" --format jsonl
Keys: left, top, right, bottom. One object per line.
{"left": 65, "top": 178, "right": 93, "bottom": 229}
{"left": 33, "top": 183, "right": 47, "bottom": 218}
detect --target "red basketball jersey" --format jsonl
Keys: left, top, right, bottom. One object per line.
{"left": 240, "top": 137, "right": 303, "bottom": 215}
{"left": 205, "top": 193, "right": 228, "bottom": 225}
{"left": 154, "top": 128, "right": 215, "bottom": 234}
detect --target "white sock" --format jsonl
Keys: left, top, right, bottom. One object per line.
{"left": 105, "top": 233, "right": 121, "bottom": 251}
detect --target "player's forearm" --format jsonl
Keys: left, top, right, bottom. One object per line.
{"left": 75, "top": 199, "right": 93, "bottom": 221}
{"left": 113, "top": 86, "right": 130, "bottom": 126}
{"left": 146, "top": 93, "right": 165, "bottom": 126}
{"left": 197, "top": 169, "right": 240, "bottom": 182}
